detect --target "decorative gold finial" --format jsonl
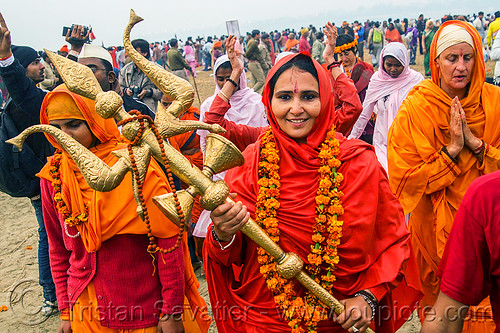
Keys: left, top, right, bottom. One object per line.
{"left": 7, "top": 11, "right": 372, "bottom": 329}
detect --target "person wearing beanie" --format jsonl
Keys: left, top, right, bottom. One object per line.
{"left": 0, "top": 12, "right": 58, "bottom": 316}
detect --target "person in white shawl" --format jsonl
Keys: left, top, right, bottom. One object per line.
{"left": 194, "top": 54, "right": 268, "bottom": 239}
{"left": 348, "top": 42, "right": 423, "bottom": 172}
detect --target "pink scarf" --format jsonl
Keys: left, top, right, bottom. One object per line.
{"left": 199, "top": 55, "right": 267, "bottom": 129}
{"left": 195, "top": 54, "right": 268, "bottom": 238}
{"left": 349, "top": 42, "right": 423, "bottom": 139}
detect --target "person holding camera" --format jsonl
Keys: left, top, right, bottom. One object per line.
{"left": 61, "top": 25, "right": 157, "bottom": 119}
{"left": 119, "top": 38, "right": 162, "bottom": 113}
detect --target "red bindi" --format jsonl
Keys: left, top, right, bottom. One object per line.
{"left": 294, "top": 82, "right": 298, "bottom": 94}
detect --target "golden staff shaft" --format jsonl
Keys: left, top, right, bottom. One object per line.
{"left": 229, "top": 197, "right": 375, "bottom": 333}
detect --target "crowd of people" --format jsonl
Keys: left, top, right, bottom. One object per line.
{"left": 1, "top": 7, "right": 500, "bottom": 333}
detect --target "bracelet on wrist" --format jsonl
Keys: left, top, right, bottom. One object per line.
{"left": 473, "top": 140, "right": 485, "bottom": 156}
{"left": 327, "top": 61, "right": 342, "bottom": 70}
{"left": 354, "top": 290, "right": 378, "bottom": 320}
{"left": 226, "top": 78, "right": 239, "bottom": 89}
{"left": 218, "top": 90, "right": 230, "bottom": 103}
{"left": 212, "top": 228, "right": 235, "bottom": 250}
{"left": 441, "top": 146, "right": 458, "bottom": 164}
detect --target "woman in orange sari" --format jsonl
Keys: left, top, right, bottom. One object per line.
{"left": 38, "top": 85, "right": 210, "bottom": 332}
{"left": 388, "top": 20, "right": 500, "bottom": 332}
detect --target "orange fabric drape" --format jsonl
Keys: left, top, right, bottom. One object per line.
{"left": 168, "top": 106, "right": 204, "bottom": 224}
{"left": 385, "top": 29, "right": 403, "bottom": 43}
{"left": 38, "top": 85, "right": 177, "bottom": 252}
{"left": 37, "top": 85, "right": 211, "bottom": 332}
{"left": 284, "top": 39, "right": 299, "bottom": 52}
{"left": 168, "top": 106, "right": 204, "bottom": 171}
{"left": 387, "top": 20, "right": 500, "bottom": 326}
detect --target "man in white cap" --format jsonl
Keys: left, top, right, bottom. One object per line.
{"left": 77, "top": 44, "right": 155, "bottom": 118}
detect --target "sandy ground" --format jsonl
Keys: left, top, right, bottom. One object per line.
{"left": 0, "top": 50, "right": 495, "bottom": 332}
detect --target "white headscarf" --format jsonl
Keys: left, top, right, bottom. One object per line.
{"left": 350, "top": 42, "right": 424, "bottom": 138}
{"left": 348, "top": 42, "right": 424, "bottom": 171}
{"left": 199, "top": 55, "right": 267, "bottom": 132}
{"left": 194, "top": 55, "right": 268, "bottom": 238}
{"left": 435, "top": 24, "right": 474, "bottom": 57}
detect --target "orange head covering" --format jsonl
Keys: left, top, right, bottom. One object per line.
{"left": 38, "top": 84, "right": 174, "bottom": 251}
{"left": 388, "top": 20, "right": 500, "bottom": 258}
{"left": 430, "top": 20, "right": 485, "bottom": 105}
{"left": 40, "top": 84, "right": 121, "bottom": 148}
{"left": 213, "top": 41, "right": 223, "bottom": 49}
{"left": 59, "top": 45, "right": 69, "bottom": 54}
{"left": 45, "top": 93, "right": 85, "bottom": 122}
{"left": 38, "top": 85, "right": 211, "bottom": 331}
{"left": 263, "top": 52, "right": 335, "bottom": 154}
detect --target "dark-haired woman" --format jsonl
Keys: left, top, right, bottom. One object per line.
{"left": 193, "top": 54, "right": 268, "bottom": 259}
{"left": 201, "top": 28, "right": 363, "bottom": 150}
{"left": 203, "top": 31, "right": 422, "bottom": 333}
{"left": 348, "top": 42, "right": 423, "bottom": 172}
{"left": 39, "top": 85, "right": 210, "bottom": 333}
{"left": 335, "top": 33, "right": 375, "bottom": 143}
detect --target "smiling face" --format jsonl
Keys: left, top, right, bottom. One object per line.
{"left": 383, "top": 55, "right": 404, "bottom": 78}
{"left": 49, "top": 118, "right": 96, "bottom": 148}
{"left": 435, "top": 42, "right": 475, "bottom": 99}
{"left": 271, "top": 67, "right": 321, "bottom": 143}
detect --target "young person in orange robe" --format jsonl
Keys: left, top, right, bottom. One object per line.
{"left": 203, "top": 30, "right": 422, "bottom": 333}
{"left": 163, "top": 94, "right": 205, "bottom": 263}
{"left": 384, "top": 23, "right": 403, "bottom": 44}
{"left": 38, "top": 85, "right": 210, "bottom": 332}
{"left": 388, "top": 20, "right": 500, "bottom": 332}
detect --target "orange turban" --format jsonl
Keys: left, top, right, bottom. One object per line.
{"left": 214, "top": 41, "right": 223, "bottom": 49}
{"left": 45, "top": 92, "right": 85, "bottom": 122}
{"left": 59, "top": 45, "right": 69, "bottom": 53}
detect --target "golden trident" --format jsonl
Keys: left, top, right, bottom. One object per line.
{"left": 7, "top": 10, "right": 374, "bottom": 332}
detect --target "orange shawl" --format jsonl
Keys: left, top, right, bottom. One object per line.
{"left": 168, "top": 106, "right": 204, "bottom": 170}
{"left": 38, "top": 85, "right": 176, "bottom": 252}
{"left": 284, "top": 38, "right": 299, "bottom": 51}
{"left": 37, "top": 85, "right": 211, "bottom": 332}
{"left": 168, "top": 106, "right": 204, "bottom": 223}
{"left": 387, "top": 20, "right": 500, "bottom": 302}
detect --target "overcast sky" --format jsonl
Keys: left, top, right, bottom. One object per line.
{"left": 1, "top": 0, "right": 498, "bottom": 51}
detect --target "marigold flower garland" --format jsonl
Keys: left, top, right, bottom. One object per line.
{"left": 255, "top": 126, "right": 344, "bottom": 332}
{"left": 334, "top": 39, "right": 358, "bottom": 54}
{"left": 50, "top": 149, "right": 89, "bottom": 227}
